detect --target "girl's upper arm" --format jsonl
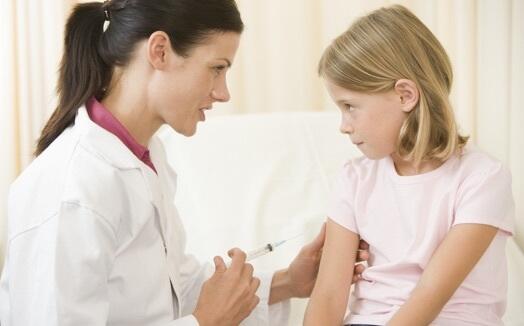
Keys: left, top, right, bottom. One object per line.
{"left": 318, "top": 218, "right": 360, "bottom": 291}
{"left": 304, "top": 218, "right": 360, "bottom": 325}
{"left": 388, "top": 223, "right": 499, "bottom": 325}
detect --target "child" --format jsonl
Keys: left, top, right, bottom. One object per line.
{"left": 304, "top": 5, "right": 515, "bottom": 326}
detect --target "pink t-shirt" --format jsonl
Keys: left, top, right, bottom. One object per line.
{"left": 328, "top": 145, "right": 515, "bottom": 326}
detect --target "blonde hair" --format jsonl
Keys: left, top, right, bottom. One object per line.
{"left": 318, "top": 5, "right": 468, "bottom": 165}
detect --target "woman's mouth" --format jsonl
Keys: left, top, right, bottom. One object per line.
{"left": 198, "top": 107, "right": 212, "bottom": 121}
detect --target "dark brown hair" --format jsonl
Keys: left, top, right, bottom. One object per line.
{"left": 35, "top": 0, "right": 243, "bottom": 155}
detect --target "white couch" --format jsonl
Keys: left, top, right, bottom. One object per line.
{"left": 159, "top": 111, "right": 524, "bottom": 325}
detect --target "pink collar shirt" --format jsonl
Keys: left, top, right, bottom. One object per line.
{"left": 86, "top": 97, "right": 157, "bottom": 174}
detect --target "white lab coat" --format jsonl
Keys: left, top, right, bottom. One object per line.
{"left": 0, "top": 106, "right": 290, "bottom": 326}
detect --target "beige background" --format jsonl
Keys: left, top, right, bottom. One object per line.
{"left": 1, "top": 0, "right": 523, "bottom": 270}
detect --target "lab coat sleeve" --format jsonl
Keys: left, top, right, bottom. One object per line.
{"left": 54, "top": 202, "right": 117, "bottom": 325}
{"left": 166, "top": 314, "right": 199, "bottom": 326}
{"left": 0, "top": 245, "right": 12, "bottom": 325}
{"left": 176, "top": 251, "right": 214, "bottom": 319}
{"left": 176, "top": 250, "right": 290, "bottom": 325}
{"left": 241, "top": 271, "right": 291, "bottom": 325}
{"left": 11, "top": 202, "right": 118, "bottom": 326}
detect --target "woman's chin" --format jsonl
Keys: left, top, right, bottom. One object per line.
{"left": 169, "top": 123, "right": 197, "bottom": 137}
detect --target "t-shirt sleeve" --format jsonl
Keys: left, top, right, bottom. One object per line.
{"left": 453, "top": 162, "right": 515, "bottom": 235}
{"left": 327, "top": 161, "right": 359, "bottom": 234}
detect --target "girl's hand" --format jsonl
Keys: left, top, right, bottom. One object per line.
{"left": 353, "top": 239, "right": 370, "bottom": 283}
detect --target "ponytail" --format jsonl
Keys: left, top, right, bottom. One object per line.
{"left": 35, "top": 2, "right": 110, "bottom": 156}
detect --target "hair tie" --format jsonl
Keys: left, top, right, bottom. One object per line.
{"left": 102, "top": 0, "right": 112, "bottom": 32}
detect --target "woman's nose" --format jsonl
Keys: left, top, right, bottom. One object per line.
{"left": 211, "top": 82, "right": 230, "bottom": 102}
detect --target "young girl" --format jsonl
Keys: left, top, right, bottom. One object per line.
{"left": 0, "top": 1, "right": 334, "bottom": 325}
{"left": 305, "top": 5, "right": 515, "bottom": 326}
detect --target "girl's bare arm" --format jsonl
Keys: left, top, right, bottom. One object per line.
{"left": 304, "top": 218, "right": 360, "bottom": 325}
{"left": 388, "top": 224, "right": 498, "bottom": 325}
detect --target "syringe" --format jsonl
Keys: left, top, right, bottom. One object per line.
{"left": 247, "top": 232, "right": 305, "bottom": 261}
{"left": 227, "top": 233, "right": 303, "bottom": 265}
{"left": 245, "top": 240, "right": 286, "bottom": 261}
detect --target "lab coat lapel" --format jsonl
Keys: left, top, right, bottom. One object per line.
{"left": 77, "top": 106, "right": 183, "bottom": 317}
{"left": 144, "top": 139, "right": 184, "bottom": 318}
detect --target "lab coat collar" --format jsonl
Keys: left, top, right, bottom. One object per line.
{"left": 74, "top": 105, "right": 176, "bottom": 203}
{"left": 74, "top": 105, "right": 145, "bottom": 171}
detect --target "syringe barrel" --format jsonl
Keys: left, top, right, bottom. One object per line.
{"left": 246, "top": 244, "right": 271, "bottom": 261}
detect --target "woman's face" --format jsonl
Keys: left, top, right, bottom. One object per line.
{"left": 150, "top": 32, "right": 240, "bottom": 136}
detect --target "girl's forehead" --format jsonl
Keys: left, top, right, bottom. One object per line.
{"left": 325, "top": 80, "right": 363, "bottom": 99}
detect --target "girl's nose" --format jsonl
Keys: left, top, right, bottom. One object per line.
{"left": 340, "top": 116, "right": 354, "bottom": 134}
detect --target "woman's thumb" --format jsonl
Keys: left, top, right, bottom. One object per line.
{"left": 304, "top": 222, "right": 326, "bottom": 253}
{"left": 313, "top": 222, "right": 326, "bottom": 248}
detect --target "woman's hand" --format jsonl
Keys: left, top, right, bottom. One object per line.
{"left": 194, "top": 248, "right": 260, "bottom": 326}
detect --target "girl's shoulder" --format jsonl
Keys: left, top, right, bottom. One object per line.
{"left": 456, "top": 144, "right": 510, "bottom": 180}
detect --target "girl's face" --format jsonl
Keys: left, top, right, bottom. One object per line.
{"left": 324, "top": 79, "right": 409, "bottom": 160}
{"left": 150, "top": 32, "right": 240, "bottom": 136}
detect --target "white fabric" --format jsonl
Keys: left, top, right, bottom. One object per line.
{"left": 0, "top": 107, "right": 288, "bottom": 326}
{"left": 159, "top": 111, "right": 524, "bottom": 325}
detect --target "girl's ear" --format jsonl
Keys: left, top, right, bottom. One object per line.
{"left": 394, "top": 79, "right": 419, "bottom": 113}
{"left": 147, "top": 31, "right": 177, "bottom": 70}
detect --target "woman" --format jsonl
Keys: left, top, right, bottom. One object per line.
{"left": 0, "top": 1, "right": 367, "bottom": 325}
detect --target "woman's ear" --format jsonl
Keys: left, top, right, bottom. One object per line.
{"left": 394, "top": 79, "right": 419, "bottom": 113}
{"left": 147, "top": 31, "right": 175, "bottom": 70}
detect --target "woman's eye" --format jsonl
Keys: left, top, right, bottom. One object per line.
{"left": 214, "top": 66, "right": 226, "bottom": 75}
{"left": 345, "top": 104, "right": 355, "bottom": 112}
